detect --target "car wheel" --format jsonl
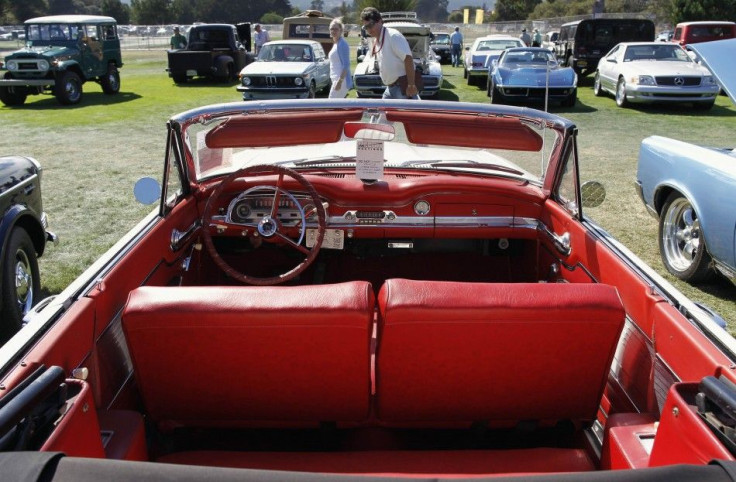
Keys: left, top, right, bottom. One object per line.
{"left": 308, "top": 81, "right": 316, "bottom": 98}
{"left": 490, "top": 84, "right": 505, "bottom": 105}
{"left": 486, "top": 78, "right": 492, "bottom": 97}
{"left": 219, "top": 63, "right": 234, "bottom": 83}
{"left": 0, "top": 228, "right": 40, "bottom": 344}
{"left": 0, "top": 85, "right": 27, "bottom": 106}
{"left": 593, "top": 73, "right": 603, "bottom": 96}
{"left": 172, "top": 73, "right": 187, "bottom": 84}
{"left": 563, "top": 88, "right": 577, "bottom": 107}
{"left": 659, "top": 192, "right": 713, "bottom": 283}
{"left": 100, "top": 63, "right": 121, "bottom": 94}
{"left": 615, "top": 78, "right": 628, "bottom": 108}
{"left": 0, "top": 73, "right": 27, "bottom": 106}
{"left": 54, "top": 70, "right": 83, "bottom": 105}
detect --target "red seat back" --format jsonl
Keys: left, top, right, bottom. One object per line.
{"left": 122, "top": 282, "right": 374, "bottom": 427}
{"left": 376, "top": 279, "right": 625, "bottom": 424}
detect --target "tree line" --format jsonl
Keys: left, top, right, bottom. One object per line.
{"left": 2, "top": 0, "right": 734, "bottom": 27}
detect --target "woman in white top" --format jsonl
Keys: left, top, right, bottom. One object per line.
{"left": 328, "top": 18, "right": 353, "bottom": 98}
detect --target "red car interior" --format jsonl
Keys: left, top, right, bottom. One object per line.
{"left": 2, "top": 104, "right": 736, "bottom": 480}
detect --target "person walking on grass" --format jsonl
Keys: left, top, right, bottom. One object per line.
{"left": 328, "top": 18, "right": 353, "bottom": 98}
{"left": 450, "top": 26, "right": 463, "bottom": 67}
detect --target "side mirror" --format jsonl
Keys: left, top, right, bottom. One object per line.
{"left": 134, "top": 177, "right": 161, "bottom": 205}
{"left": 580, "top": 181, "right": 606, "bottom": 208}
{"left": 607, "top": 57, "right": 617, "bottom": 63}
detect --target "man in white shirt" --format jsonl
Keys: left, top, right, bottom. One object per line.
{"left": 361, "top": 7, "right": 419, "bottom": 99}
{"left": 254, "top": 24, "right": 270, "bottom": 55}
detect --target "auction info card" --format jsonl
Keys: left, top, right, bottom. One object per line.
{"left": 356, "top": 140, "right": 384, "bottom": 181}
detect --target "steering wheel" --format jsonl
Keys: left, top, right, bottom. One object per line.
{"left": 202, "top": 164, "right": 326, "bottom": 285}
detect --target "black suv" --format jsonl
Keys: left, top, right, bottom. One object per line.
{"left": 555, "top": 18, "right": 654, "bottom": 76}
{"left": 0, "top": 156, "right": 56, "bottom": 344}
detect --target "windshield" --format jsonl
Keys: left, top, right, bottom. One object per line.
{"left": 258, "top": 44, "right": 313, "bottom": 62}
{"left": 623, "top": 44, "right": 691, "bottom": 62}
{"left": 432, "top": 34, "right": 450, "bottom": 45}
{"left": 477, "top": 39, "right": 523, "bottom": 51}
{"left": 26, "top": 23, "right": 81, "bottom": 43}
{"left": 179, "top": 105, "right": 561, "bottom": 187}
{"left": 501, "top": 49, "right": 556, "bottom": 65}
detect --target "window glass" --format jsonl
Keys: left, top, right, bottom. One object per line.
{"left": 555, "top": 141, "right": 579, "bottom": 217}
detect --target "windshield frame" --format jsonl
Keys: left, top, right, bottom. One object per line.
{"left": 170, "top": 99, "right": 573, "bottom": 191}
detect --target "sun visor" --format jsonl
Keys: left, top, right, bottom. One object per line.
{"left": 385, "top": 111, "right": 544, "bottom": 151}
{"left": 205, "top": 109, "right": 364, "bottom": 148}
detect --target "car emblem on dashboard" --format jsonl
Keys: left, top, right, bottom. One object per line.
{"left": 674, "top": 76, "right": 684, "bottom": 86}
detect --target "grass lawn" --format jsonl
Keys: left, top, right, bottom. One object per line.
{"left": 1, "top": 47, "right": 735, "bottom": 332}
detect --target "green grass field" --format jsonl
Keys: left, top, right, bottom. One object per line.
{"left": 1, "top": 46, "right": 735, "bottom": 331}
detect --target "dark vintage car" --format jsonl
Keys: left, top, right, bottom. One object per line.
{"left": 0, "top": 15, "right": 123, "bottom": 106}
{"left": 166, "top": 23, "right": 252, "bottom": 84}
{"left": 0, "top": 156, "right": 55, "bottom": 344}
{"left": 1, "top": 99, "right": 736, "bottom": 480}
{"left": 430, "top": 31, "right": 452, "bottom": 64}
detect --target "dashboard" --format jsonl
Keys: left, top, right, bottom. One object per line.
{"left": 207, "top": 173, "right": 547, "bottom": 243}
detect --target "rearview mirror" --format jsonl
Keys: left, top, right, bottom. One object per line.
{"left": 344, "top": 122, "right": 395, "bottom": 141}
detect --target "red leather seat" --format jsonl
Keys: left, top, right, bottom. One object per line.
{"left": 122, "top": 282, "right": 374, "bottom": 427}
{"left": 376, "top": 279, "right": 625, "bottom": 425}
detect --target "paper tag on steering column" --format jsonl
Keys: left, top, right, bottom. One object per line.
{"left": 356, "top": 140, "right": 384, "bottom": 181}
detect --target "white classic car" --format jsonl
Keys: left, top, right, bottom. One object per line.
{"left": 593, "top": 42, "right": 719, "bottom": 109}
{"left": 464, "top": 35, "right": 524, "bottom": 87}
{"left": 353, "top": 14, "right": 443, "bottom": 99}
{"left": 236, "top": 40, "right": 331, "bottom": 100}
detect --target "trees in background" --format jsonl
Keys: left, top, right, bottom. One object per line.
{"left": 2, "top": 0, "right": 735, "bottom": 28}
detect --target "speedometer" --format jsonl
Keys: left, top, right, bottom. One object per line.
{"left": 231, "top": 201, "right": 252, "bottom": 223}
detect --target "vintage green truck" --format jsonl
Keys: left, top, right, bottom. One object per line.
{"left": 0, "top": 15, "right": 123, "bottom": 106}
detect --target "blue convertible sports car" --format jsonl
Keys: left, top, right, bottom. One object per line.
{"left": 487, "top": 47, "right": 577, "bottom": 107}
{"left": 636, "top": 39, "right": 736, "bottom": 285}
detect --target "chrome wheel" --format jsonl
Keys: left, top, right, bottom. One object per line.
{"left": 659, "top": 193, "right": 713, "bottom": 282}
{"left": 1, "top": 228, "right": 40, "bottom": 343}
{"left": 615, "top": 78, "right": 628, "bottom": 107}
{"left": 14, "top": 248, "right": 34, "bottom": 315}
{"left": 593, "top": 73, "right": 603, "bottom": 96}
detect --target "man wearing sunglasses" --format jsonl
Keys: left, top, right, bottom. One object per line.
{"left": 360, "top": 7, "right": 420, "bottom": 99}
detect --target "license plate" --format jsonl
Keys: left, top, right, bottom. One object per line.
{"left": 576, "top": 60, "right": 587, "bottom": 67}
{"left": 306, "top": 228, "right": 344, "bottom": 250}
{"left": 186, "top": 69, "right": 197, "bottom": 76}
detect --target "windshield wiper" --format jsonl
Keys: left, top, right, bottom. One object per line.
{"left": 289, "top": 155, "right": 355, "bottom": 166}
{"left": 399, "top": 160, "right": 525, "bottom": 176}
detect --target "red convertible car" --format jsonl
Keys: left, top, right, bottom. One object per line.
{"left": 1, "top": 99, "right": 735, "bottom": 481}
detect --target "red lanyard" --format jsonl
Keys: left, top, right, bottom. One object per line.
{"left": 372, "top": 27, "right": 385, "bottom": 56}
